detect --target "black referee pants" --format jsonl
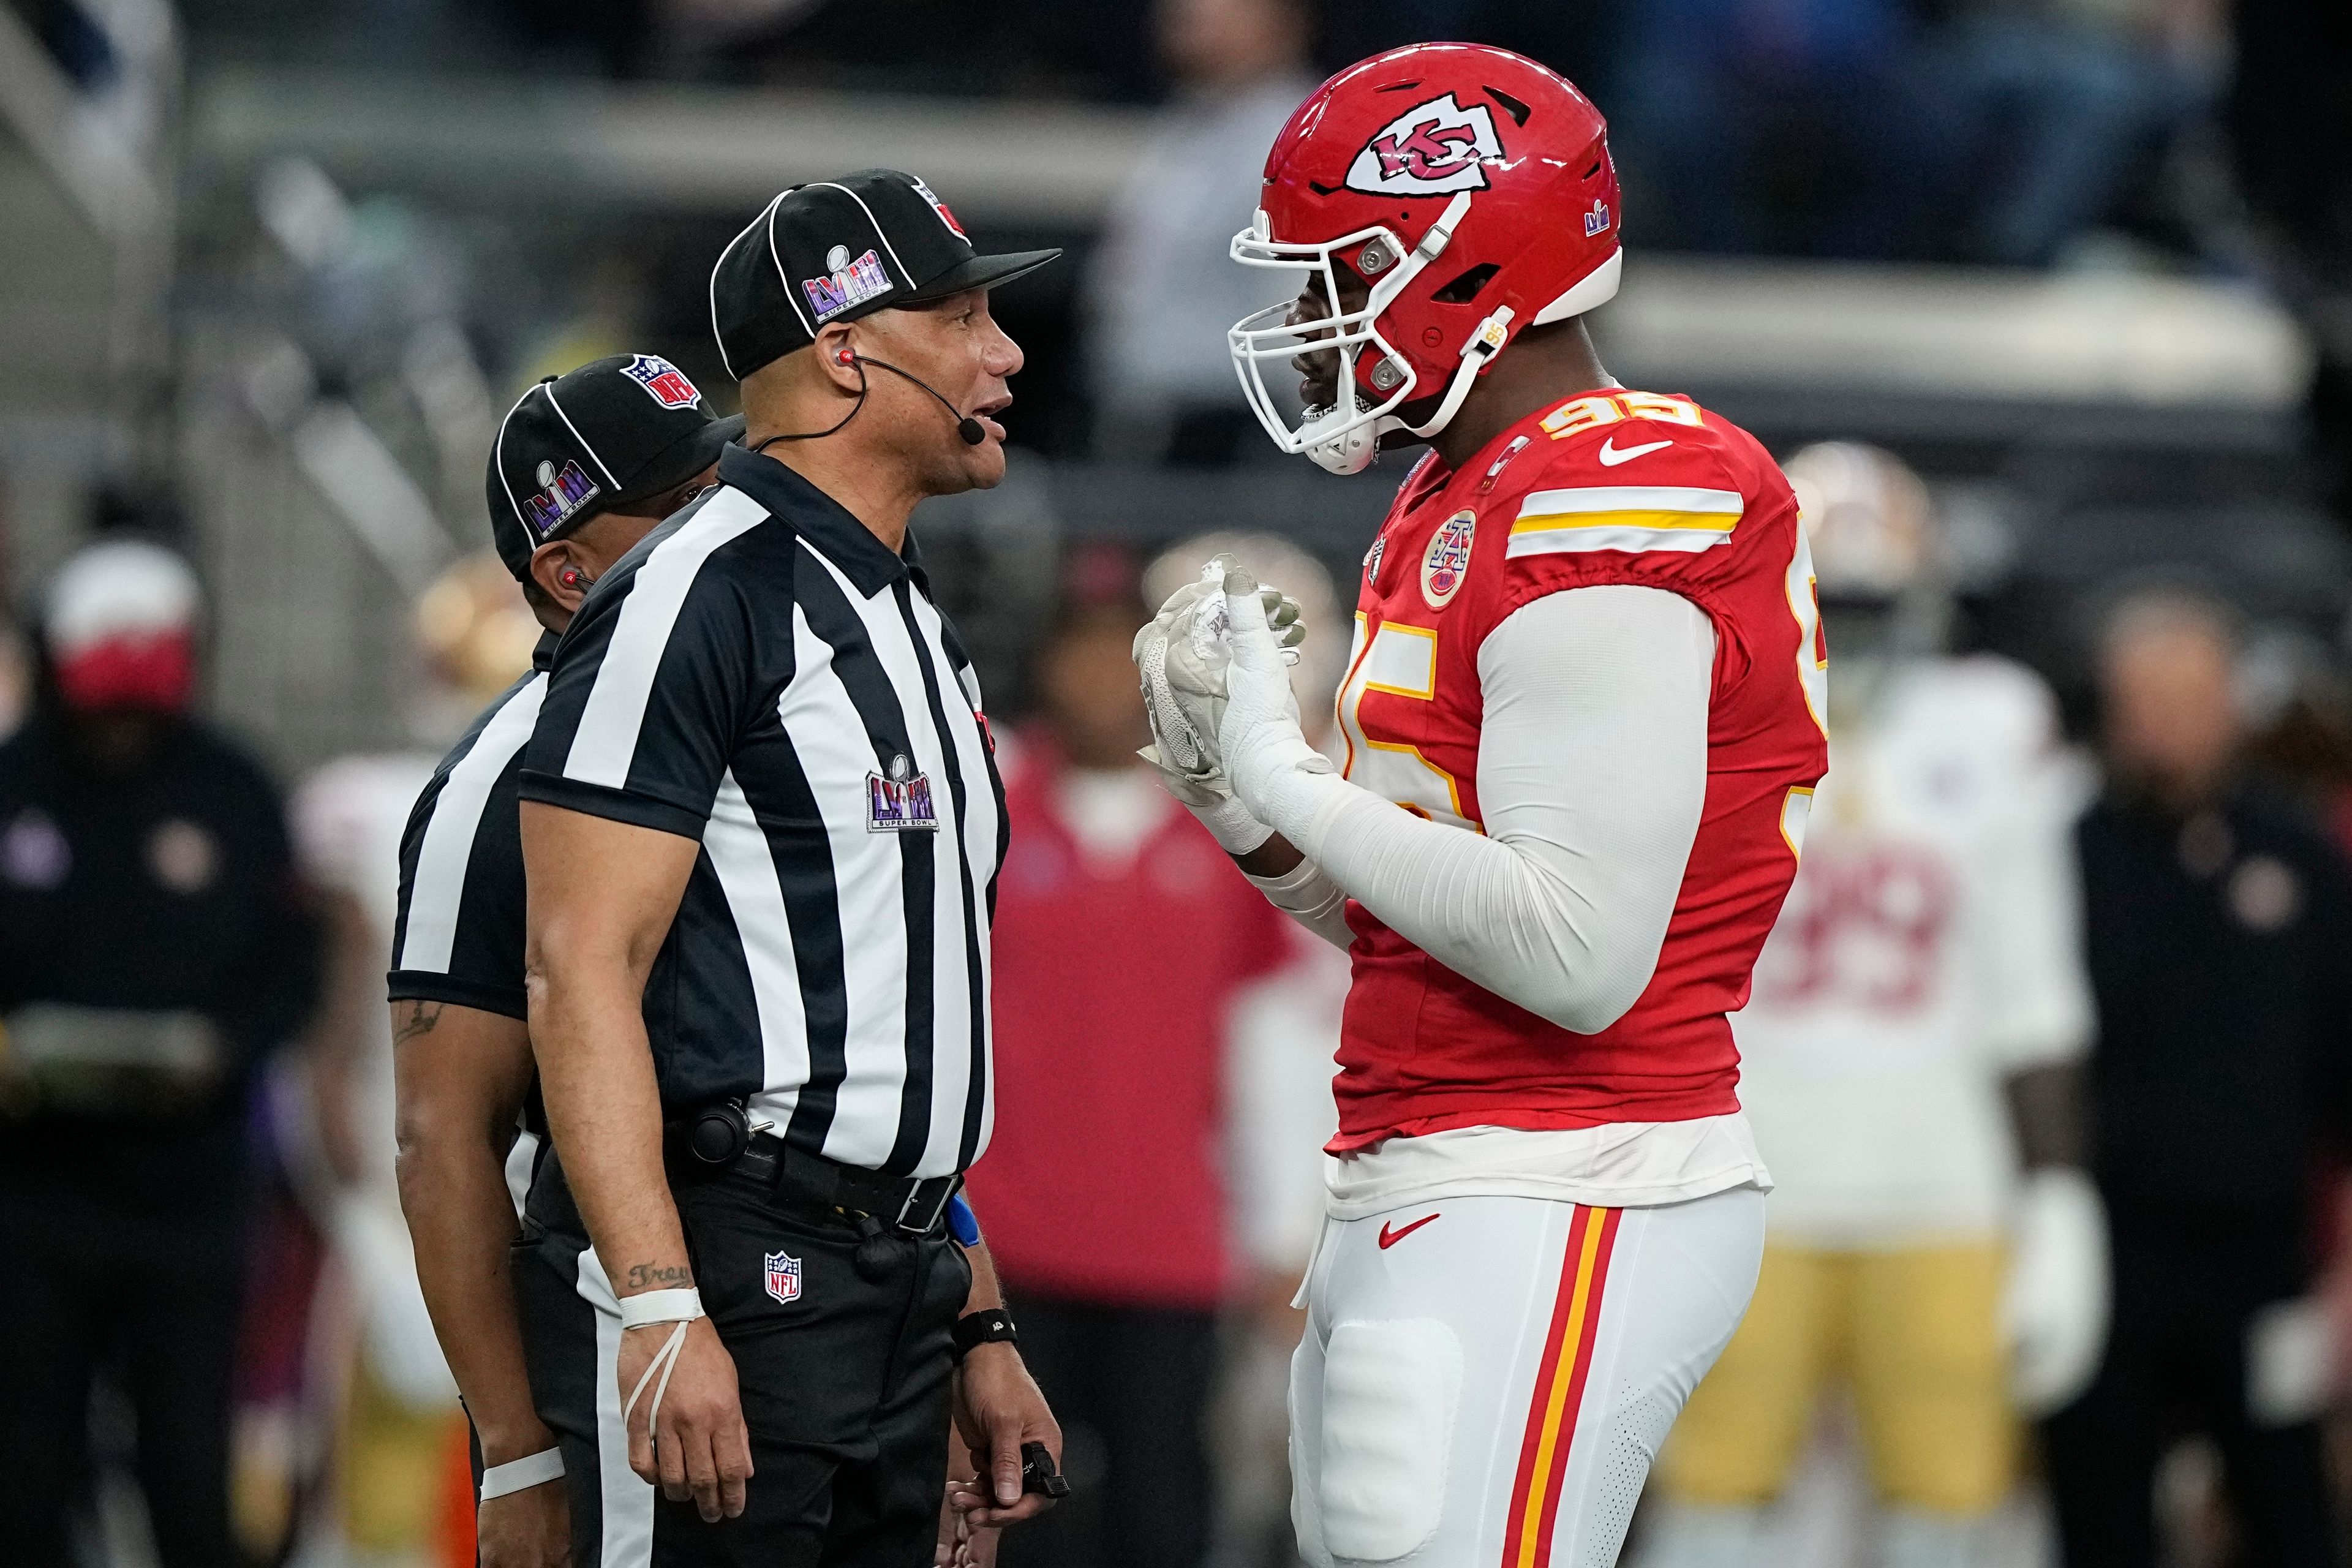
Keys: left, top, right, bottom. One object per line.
{"left": 2040, "top": 1213, "right": 2338, "bottom": 1567}
{"left": 514, "top": 1152, "right": 970, "bottom": 1568}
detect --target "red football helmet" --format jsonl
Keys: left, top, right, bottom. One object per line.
{"left": 1228, "top": 43, "right": 1622, "bottom": 473}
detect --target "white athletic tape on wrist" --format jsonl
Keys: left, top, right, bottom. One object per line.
{"left": 620, "top": 1288, "right": 706, "bottom": 1449}
{"left": 478, "top": 1446, "right": 565, "bottom": 1502}
{"left": 619, "top": 1288, "right": 704, "bottom": 1330}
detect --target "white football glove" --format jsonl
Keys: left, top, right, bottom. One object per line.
{"left": 1217, "top": 565, "right": 1335, "bottom": 837}
{"left": 1132, "top": 554, "right": 1303, "bottom": 793}
{"left": 2002, "top": 1165, "right": 2111, "bottom": 1416}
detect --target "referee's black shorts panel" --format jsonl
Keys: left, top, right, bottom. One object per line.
{"left": 517, "top": 1156, "right": 971, "bottom": 1567}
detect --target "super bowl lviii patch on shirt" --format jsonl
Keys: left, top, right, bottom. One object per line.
{"left": 867, "top": 753, "right": 938, "bottom": 832}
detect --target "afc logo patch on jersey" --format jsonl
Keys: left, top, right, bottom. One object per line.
{"left": 764, "top": 1250, "right": 802, "bottom": 1305}
{"left": 1346, "top": 93, "right": 1502, "bottom": 197}
{"left": 805, "top": 246, "right": 894, "bottom": 322}
{"left": 1421, "top": 509, "right": 1476, "bottom": 608}
{"left": 620, "top": 354, "right": 701, "bottom": 410}
{"left": 867, "top": 753, "right": 938, "bottom": 832}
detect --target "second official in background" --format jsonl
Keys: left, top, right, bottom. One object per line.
{"left": 390, "top": 353, "right": 736, "bottom": 1567}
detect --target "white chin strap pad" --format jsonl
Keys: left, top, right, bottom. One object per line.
{"left": 1308, "top": 412, "right": 1390, "bottom": 476}
{"left": 1314, "top": 1319, "right": 1461, "bottom": 1562}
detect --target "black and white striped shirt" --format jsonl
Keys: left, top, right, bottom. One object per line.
{"left": 519, "top": 444, "right": 1007, "bottom": 1180}
{"left": 388, "top": 634, "right": 556, "bottom": 1021}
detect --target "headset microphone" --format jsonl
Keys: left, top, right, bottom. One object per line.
{"left": 755, "top": 349, "right": 990, "bottom": 453}
{"left": 850, "top": 353, "right": 987, "bottom": 446}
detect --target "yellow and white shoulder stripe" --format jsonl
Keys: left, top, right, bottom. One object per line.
{"left": 1506, "top": 486, "right": 1744, "bottom": 559}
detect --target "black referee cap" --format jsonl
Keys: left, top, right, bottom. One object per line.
{"left": 709, "top": 169, "right": 1060, "bottom": 382}
{"left": 486, "top": 355, "right": 745, "bottom": 580}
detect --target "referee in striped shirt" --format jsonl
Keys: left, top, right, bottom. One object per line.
{"left": 390, "top": 353, "right": 736, "bottom": 1567}
{"left": 519, "top": 171, "right": 1063, "bottom": 1564}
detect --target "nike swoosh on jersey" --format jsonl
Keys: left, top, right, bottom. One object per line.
{"left": 1597, "top": 437, "right": 1673, "bottom": 466}
{"left": 1377, "top": 1212, "right": 1442, "bottom": 1249}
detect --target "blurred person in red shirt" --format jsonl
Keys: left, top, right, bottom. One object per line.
{"left": 963, "top": 544, "right": 1295, "bottom": 1568}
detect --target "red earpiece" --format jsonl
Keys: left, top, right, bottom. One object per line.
{"left": 561, "top": 568, "right": 584, "bottom": 588}
{"left": 837, "top": 348, "right": 856, "bottom": 366}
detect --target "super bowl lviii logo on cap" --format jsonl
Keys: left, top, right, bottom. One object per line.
{"left": 525, "top": 459, "right": 600, "bottom": 538}
{"left": 619, "top": 354, "right": 703, "bottom": 410}
{"left": 804, "top": 244, "right": 893, "bottom": 323}
{"left": 1346, "top": 93, "right": 1504, "bottom": 197}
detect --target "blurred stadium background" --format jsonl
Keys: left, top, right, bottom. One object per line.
{"left": 7, "top": 0, "right": 2352, "bottom": 1563}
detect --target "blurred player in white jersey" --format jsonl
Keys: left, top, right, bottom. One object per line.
{"left": 1646, "top": 444, "right": 2105, "bottom": 1568}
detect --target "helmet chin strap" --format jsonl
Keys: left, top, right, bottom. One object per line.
{"left": 1301, "top": 190, "right": 1477, "bottom": 476}
{"left": 1304, "top": 304, "right": 1513, "bottom": 475}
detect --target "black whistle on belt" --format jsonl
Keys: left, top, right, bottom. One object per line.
{"left": 1020, "top": 1441, "right": 1071, "bottom": 1499}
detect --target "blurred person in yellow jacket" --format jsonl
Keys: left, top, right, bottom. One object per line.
{"left": 1645, "top": 445, "right": 2103, "bottom": 1568}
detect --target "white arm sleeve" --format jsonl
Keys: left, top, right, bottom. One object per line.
{"left": 1284, "top": 585, "right": 1714, "bottom": 1033}
{"left": 1245, "top": 856, "right": 1354, "bottom": 949}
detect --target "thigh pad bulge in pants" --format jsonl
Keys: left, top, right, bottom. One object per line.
{"left": 1316, "top": 1319, "right": 1463, "bottom": 1563}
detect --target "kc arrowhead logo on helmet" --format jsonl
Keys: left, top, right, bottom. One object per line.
{"left": 1346, "top": 94, "right": 1503, "bottom": 196}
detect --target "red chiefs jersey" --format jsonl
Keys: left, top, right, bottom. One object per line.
{"left": 1328, "top": 386, "right": 1829, "bottom": 1151}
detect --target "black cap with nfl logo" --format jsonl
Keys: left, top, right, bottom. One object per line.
{"left": 486, "top": 353, "right": 746, "bottom": 580}
{"left": 708, "top": 169, "right": 1060, "bottom": 381}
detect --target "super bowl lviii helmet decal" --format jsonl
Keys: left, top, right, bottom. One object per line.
{"left": 1229, "top": 43, "right": 1623, "bottom": 475}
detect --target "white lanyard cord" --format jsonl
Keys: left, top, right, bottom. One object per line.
{"left": 619, "top": 1287, "right": 707, "bottom": 1450}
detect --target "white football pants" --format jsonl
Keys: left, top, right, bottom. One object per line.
{"left": 1290, "top": 1186, "right": 1765, "bottom": 1568}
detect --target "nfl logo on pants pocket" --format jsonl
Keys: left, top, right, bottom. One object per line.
{"left": 765, "top": 1250, "right": 802, "bottom": 1304}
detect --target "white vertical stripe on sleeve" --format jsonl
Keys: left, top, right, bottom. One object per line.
{"left": 397, "top": 675, "right": 547, "bottom": 973}
{"left": 562, "top": 489, "right": 766, "bottom": 790}
{"left": 706, "top": 770, "right": 811, "bottom": 1133}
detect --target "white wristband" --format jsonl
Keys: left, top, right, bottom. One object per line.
{"left": 479, "top": 1446, "right": 565, "bottom": 1502}
{"left": 619, "top": 1288, "right": 704, "bottom": 1330}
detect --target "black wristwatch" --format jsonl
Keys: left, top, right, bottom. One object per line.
{"left": 953, "top": 1307, "right": 1019, "bottom": 1359}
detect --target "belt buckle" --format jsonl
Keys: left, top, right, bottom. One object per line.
{"left": 894, "top": 1175, "right": 957, "bottom": 1236}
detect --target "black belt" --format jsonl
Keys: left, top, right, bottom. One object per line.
{"left": 678, "top": 1129, "right": 960, "bottom": 1238}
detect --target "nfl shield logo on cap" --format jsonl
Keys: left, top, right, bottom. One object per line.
{"left": 619, "top": 354, "right": 703, "bottom": 410}
{"left": 764, "top": 1250, "right": 802, "bottom": 1305}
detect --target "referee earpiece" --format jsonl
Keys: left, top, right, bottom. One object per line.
{"left": 836, "top": 347, "right": 857, "bottom": 367}
{"left": 561, "top": 567, "right": 585, "bottom": 589}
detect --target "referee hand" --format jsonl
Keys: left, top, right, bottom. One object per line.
{"left": 950, "top": 1343, "right": 1063, "bottom": 1528}
{"left": 620, "top": 1318, "right": 754, "bottom": 1521}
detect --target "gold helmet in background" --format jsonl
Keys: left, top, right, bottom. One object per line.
{"left": 413, "top": 552, "right": 538, "bottom": 709}
{"left": 1785, "top": 440, "right": 1934, "bottom": 601}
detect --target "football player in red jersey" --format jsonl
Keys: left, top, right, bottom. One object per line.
{"left": 1131, "top": 43, "right": 1830, "bottom": 1567}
